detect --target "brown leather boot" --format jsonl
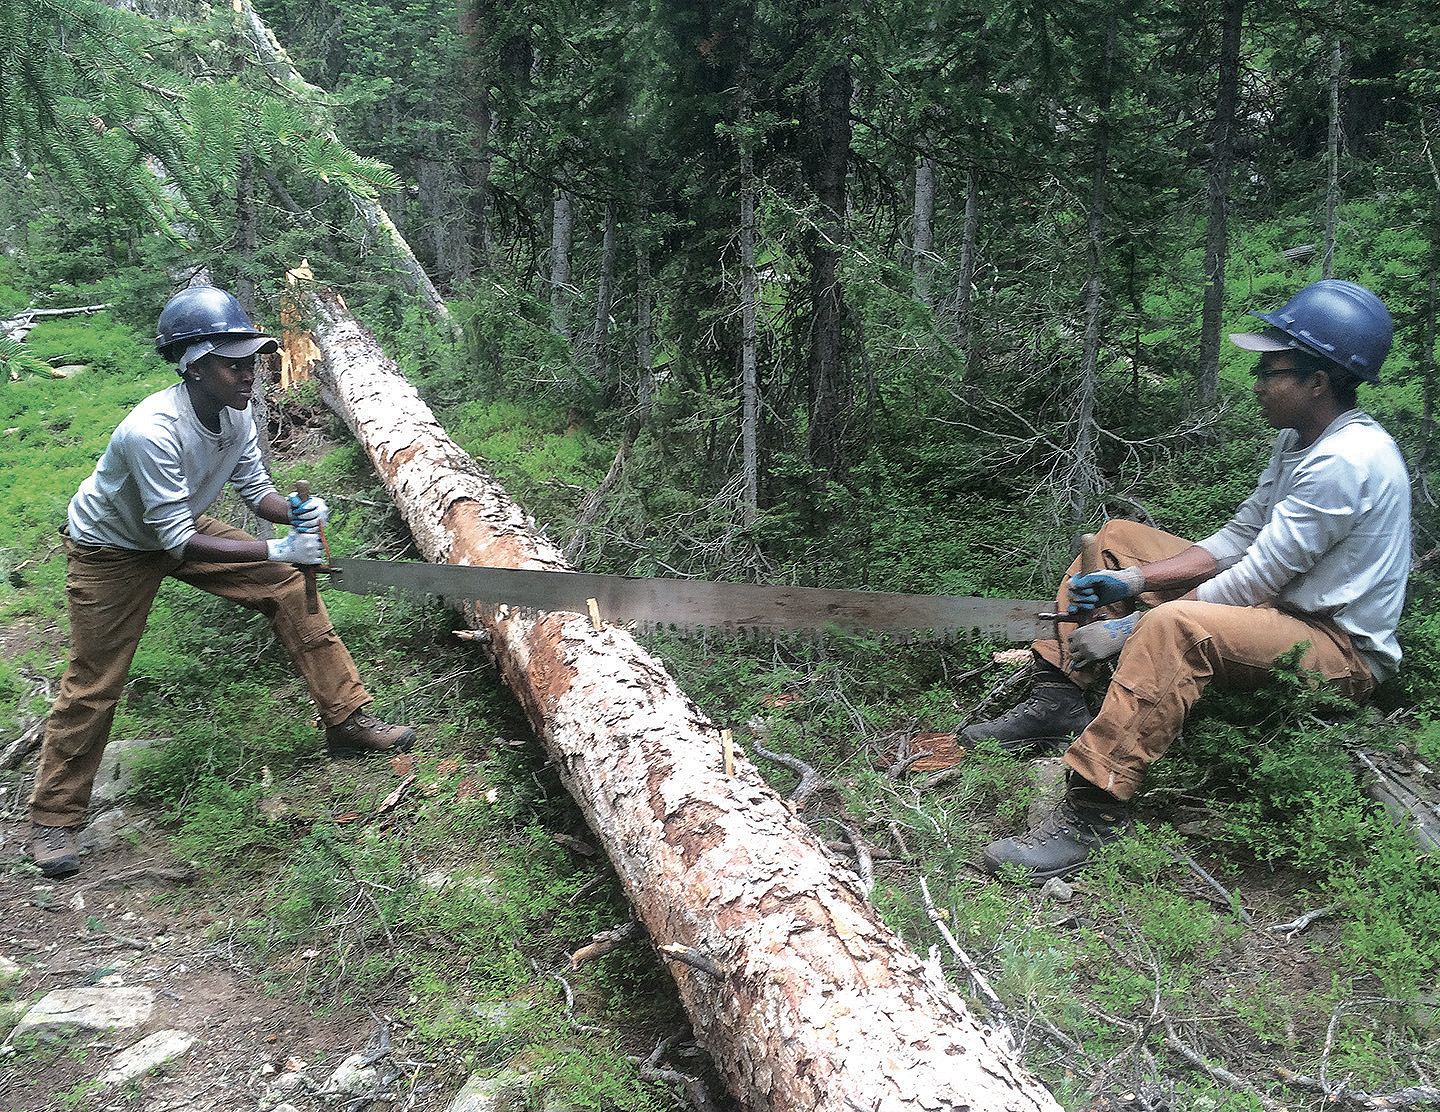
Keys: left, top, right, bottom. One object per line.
{"left": 326, "top": 709, "right": 417, "bottom": 758}
{"left": 29, "top": 823, "right": 81, "bottom": 878}
{"left": 961, "top": 680, "right": 1093, "bottom": 758}
{"left": 982, "top": 773, "right": 1131, "bottom": 883}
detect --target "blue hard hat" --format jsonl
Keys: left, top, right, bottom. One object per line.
{"left": 1230, "top": 279, "right": 1392, "bottom": 384}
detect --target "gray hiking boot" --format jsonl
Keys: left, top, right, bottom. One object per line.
{"left": 29, "top": 823, "right": 81, "bottom": 878}
{"left": 961, "top": 681, "right": 1093, "bottom": 757}
{"left": 326, "top": 709, "right": 417, "bottom": 758}
{"left": 983, "top": 776, "right": 1131, "bottom": 883}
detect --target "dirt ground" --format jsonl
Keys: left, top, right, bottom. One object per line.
{"left": 0, "top": 804, "right": 467, "bottom": 1112}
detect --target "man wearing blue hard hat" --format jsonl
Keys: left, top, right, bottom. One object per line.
{"left": 968, "top": 279, "right": 1412, "bottom": 882}
{"left": 27, "top": 286, "right": 418, "bottom": 879}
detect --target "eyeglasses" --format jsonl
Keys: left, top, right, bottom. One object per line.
{"left": 1254, "top": 367, "right": 1302, "bottom": 382}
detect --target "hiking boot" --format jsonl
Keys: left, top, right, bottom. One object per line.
{"left": 961, "top": 681, "right": 1093, "bottom": 758}
{"left": 28, "top": 823, "right": 80, "bottom": 878}
{"left": 983, "top": 776, "right": 1131, "bottom": 883}
{"left": 326, "top": 709, "right": 417, "bottom": 758}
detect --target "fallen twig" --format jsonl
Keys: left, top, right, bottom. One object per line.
{"left": 839, "top": 821, "right": 875, "bottom": 898}
{"left": 750, "top": 737, "right": 830, "bottom": 807}
{"left": 917, "top": 876, "right": 1015, "bottom": 1051}
{"left": 569, "top": 920, "right": 646, "bottom": 969}
{"left": 1169, "top": 845, "right": 1252, "bottom": 924}
{"left": 1276, "top": 1067, "right": 1440, "bottom": 1109}
{"left": 1265, "top": 903, "right": 1340, "bottom": 937}
{"left": 628, "top": 1030, "right": 722, "bottom": 1112}
{"left": 1162, "top": 1016, "right": 1286, "bottom": 1112}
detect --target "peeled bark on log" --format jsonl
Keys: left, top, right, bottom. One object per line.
{"left": 303, "top": 283, "right": 1062, "bottom": 1112}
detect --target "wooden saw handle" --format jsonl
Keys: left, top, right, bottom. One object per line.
{"left": 293, "top": 479, "right": 320, "bottom": 615}
{"left": 1073, "top": 532, "right": 1100, "bottom": 627}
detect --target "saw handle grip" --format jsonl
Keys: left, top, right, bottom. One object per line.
{"left": 1072, "top": 533, "right": 1100, "bottom": 626}
{"left": 292, "top": 479, "right": 320, "bottom": 615}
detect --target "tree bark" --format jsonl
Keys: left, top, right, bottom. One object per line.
{"left": 551, "top": 181, "right": 576, "bottom": 342}
{"left": 805, "top": 60, "right": 852, "bottom": 477}
{"left": 591, "top": 200, "right": 619, "bottom": 382}
{"left": 302, "top": 283, "right": 1063, "bottom": 1112}
{"left": 1322, "top": 1, "right": 1345, "bottom": 280}
{"left": 913, "top": 149, "right": 937, "bottom": 306}
{"left": 1196, "top": 0, "right": 1245, "bottom": 411}
{"left": 1073, "top": 15, "right": 1117, "bottom": 527}
{"left": 739, "top": 65, "right": 760, "bottom": 524}
{"left": 955, "top": 165, "right": 982, "bottom": 377}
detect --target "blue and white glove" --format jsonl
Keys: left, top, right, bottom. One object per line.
{"left": 1068, "top": 613, "right": 1140, "bottom": 668}
{"left": 1067, "top": 566, "right": 1145, "bottom": 615}
{"left": 288, "top": 492, "right": 329, "bottom": 534}
{"left": 266, "top": 531, "right": 323, "bottom": 565}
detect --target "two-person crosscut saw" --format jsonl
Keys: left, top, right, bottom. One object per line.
{"left": 320, "top": 558, "right": 1058, "bottom": 642}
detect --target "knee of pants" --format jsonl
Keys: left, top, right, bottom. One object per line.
{"left": 1113, "top": 601, "right": 1215, "bottom": 700}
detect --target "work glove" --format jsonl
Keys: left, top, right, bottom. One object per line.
{"left": 288, "top": 491, "right": 329, "bottom": 533}
{"left": 1068, "top": 614, "right": 1139, "bottom": 669}
{"left": 266, "top": 530, "right": 323, "bottom": 565}
{"left": 1067, "top": 566, "right": 1145, "bottom": 615}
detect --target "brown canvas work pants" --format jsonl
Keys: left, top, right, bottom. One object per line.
{"left": 29, "top": 516, "right": 371, "bottom": 828}
{"left": 1032, "top": 519, "right": 1375, "bottom": 801}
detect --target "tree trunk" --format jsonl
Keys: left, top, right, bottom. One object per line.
{"left": 551, "top": 182, "right": 576, "bottom": 342}
{"left": 457, "top": 0, "right": 494, "bottom": 279}
{"left": 591, "top": 200, "right": 619, "bottom": 382}
{"left": 1322, "top": 1, "right": 1344, "bottom": 280}
{"left": 636, "top": 235, "right": 654, "bottom": 421}
{"left": 805, "top": 60, "right": 852, "bottom": 477}
{"left": 1073, "top": 15, "right": 1117, "bottom": 527}
{"left": 1196, "top": 0, "right": 1245, "bottom": 411}
{"left": 235, "top": 145, "right": 275, "bottom": 538}
{"left": 301, "top": 283, "right": 1063, "bottom": 1112}
{"left": 739, "top": 66, "right": 760, "bottom": 524}
{"left": 955, "top": 165, "right": 982, "bottom": 378}
{"left": 912, "top": 149, "right": 937, "bottom": 307}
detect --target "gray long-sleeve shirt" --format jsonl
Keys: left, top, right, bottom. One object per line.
{"left": 1194, "top": 409, "right": 1411, "bottom": 681}
{"left": 68, "top": 383, "right": 277, "bottom": 558}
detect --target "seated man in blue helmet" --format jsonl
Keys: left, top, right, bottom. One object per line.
{"left": 28, "top": 286, "right": 417, "bottom": 879}
{"left": 966, "top": 279, "right": 1412, "bottom": 882}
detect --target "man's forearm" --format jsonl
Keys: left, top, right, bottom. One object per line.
{"left": 1137, "top": 544, "right": 1219, "bottom": 596}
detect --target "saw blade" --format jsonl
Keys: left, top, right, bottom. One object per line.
{"left": 325, "top": 558, "right": 1056, "bottom": 642}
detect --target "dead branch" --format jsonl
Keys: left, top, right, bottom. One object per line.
{"left": 629, "top": 1031, "right": 723, "bottom": 1112}
{"left": 1169, "top": 846, "right": 1252, "bottom": 925}
{"left": 749, "top": 736, "right": 831, "bottom": 807}
{"left": 564, "top": 435, "right": 632, "bottom": 566}
{"left": 1162, "top": 1016, "right": 1285, "bottom": 1112}
{"left": 839, "top": 821, "right": 875, "bottom": 898}
{"left": 1265, "top": 903, "right": 1340, "bottom": 938}
{"left": 659, "top": 943, "right": 725, "bottom": 980}
{"left": 918, "top": 877, "right": 1015, "bottom": 1051}
{"left": 569, "top": 920, "right": 647, "bottom": 969}
{"left": 1277, "top": 1067, "right": 1440, "bottom": 1109}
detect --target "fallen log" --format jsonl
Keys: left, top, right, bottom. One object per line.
{"left": 304, "top": 282, "right": 1062, "bottom": 1112}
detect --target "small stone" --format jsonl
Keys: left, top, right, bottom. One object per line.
{"left": 100, "top": 1029, "right": 196, "bottom": 1085}
{"left": 447, "top": 1070, "right": 536, "bottom": 1112}
{"left": 11, "top": 986, "right": 155, "bottom": 1041}
{"left": 1039, "top": 877, "right": 1075, "bottom": 903}
{"left": 319, "top": 1052, "right": 378, "bottom": 1096}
